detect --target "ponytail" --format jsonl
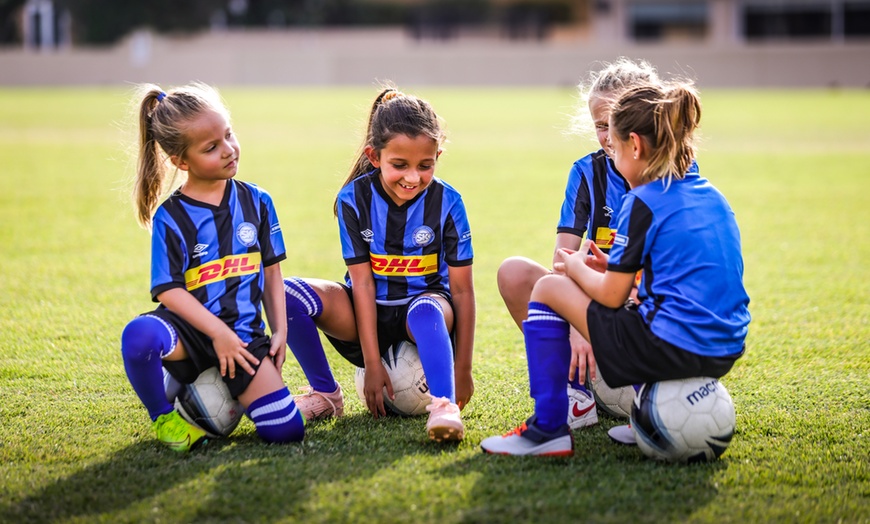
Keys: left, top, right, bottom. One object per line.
{"left": 134, "top": 86, "right": 171, "bottom": 229}
{"left": 131, "top": 82, "right": 228, "bottom": 229}
{"left": 610, "top": 81, "right": 701, "bottom": 186}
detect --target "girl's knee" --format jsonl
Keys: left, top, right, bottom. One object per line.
{"left": 284, "top": 277, "right": 323, "bottom": 317}
{"left": 247, "top": 387, "right": 306, "bottom": 444}
{"left": 530, "top": 273, "right": 570, "bottom": 303}
{"left": 121, "top": 315, "right": 175, "bottom": 360}
{"left": 498, "top": 257, "right": 544, "bottom": 295}
{"left": 256, "top": 414, "right": 305, "bottom": 444}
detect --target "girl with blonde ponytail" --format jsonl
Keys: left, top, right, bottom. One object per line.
{"left": 482, "top": 79, "right": 750, "bottom": 456}
{"left": 495, "top": 58, "right": 666, "bottom": 433}
{"left": 122, "top": 82, "right": 305, "bottom": 452}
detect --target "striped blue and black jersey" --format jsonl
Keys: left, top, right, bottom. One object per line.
{"left": 557, "top": 149, "right": 629, "bottom": 252}
{"left": 336, "top": 171, "right": 473, "bottom": 305}
{"left": 558, "top": 150, "right": 699, "bottom": 252}
{"left": 150, "top": 179, "right": 286, "bottom": 342}
{"left": 607, "top": 172, "right": 750, "bottom": 357}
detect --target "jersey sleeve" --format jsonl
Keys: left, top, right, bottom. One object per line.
{"left": 256, "top": 188, "right": 287, "bottom": 267}
{"left": 150, "top": 210, "right": 188, "bottom": 301}
{"left": 442, "top": 192, "right": 473, "bottom": 267}
{"left": 336, "top": 185, "right": 370, "bottom": 266}
{"left": 606, "top": 193, "right": 652, "bottom": 274}
{"left": 556, "top": 160, "right": 591, "bottom": 236}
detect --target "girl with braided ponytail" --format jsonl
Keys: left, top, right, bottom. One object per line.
{"left": 283, "top": 85, "right": 475, "bottom": 443}
{"left": 121, "top": 83, "right": 304, "bottom": 452}
{"left": 482, "top": 80, "right": 750, "bottom": 456}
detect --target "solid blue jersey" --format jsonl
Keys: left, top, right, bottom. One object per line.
{"left": 607, "top": 172, "right": 750, "bottom": 357}
{"left": 150, "top": 180, "right": 286, "bottom": 342}
{"left": 557, "top": 149, "right": 629, "bottom": 252}
{"left": 336, "top": 172, "right": 473, "bottom": 304}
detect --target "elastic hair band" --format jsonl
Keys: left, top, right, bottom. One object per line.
{"left": 382, "top": 90, "right": 403, "bottom": 102}
{"left": 156, "top": 91, "right": 167, "bottom": 102}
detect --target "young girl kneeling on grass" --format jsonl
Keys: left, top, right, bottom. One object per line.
{"left": 283, "top": 85, "right": 476, "bottom": 443}
{"left": 121, "top": 83, "right": 304, "bottom": 452}
{"left": 481, "top": 80, "right": 750, "bottom": 456}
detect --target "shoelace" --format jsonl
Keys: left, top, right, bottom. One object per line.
{"left": 425, "top": 395, "right": 452, "bottom": 413}
{"left": 296, "top": 386, "right": 337, "bottom": 412}
{"left": 503, "top": 422, "right": 528, "bottom": 438}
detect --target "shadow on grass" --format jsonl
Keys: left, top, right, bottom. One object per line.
{"left": 441, "top": 421, "right": 730, "bottom": 522}
{"left": 1, "top": 412, "right": 448, "bottom": 522}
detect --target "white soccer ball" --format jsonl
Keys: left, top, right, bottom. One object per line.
{"left": 354, "top": 341, "right": 431, "bottom": 416}
{"left": 174, "top": 367, "right": 244, "bottom": 438}
{"left": 631, "top": 377, "right": 736, "bottom": 463}
{"left": 587, "top": 365, "right": 635, "bottom": 419}
{"left": 163, "top": 367, "right": 183, "bottom": 403}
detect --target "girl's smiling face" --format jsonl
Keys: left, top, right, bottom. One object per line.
{"left": 367, "top": 133, "right": 440, "bottom": 206}
{"left": 589, "top": 93, "right": 612, "bottom": 154}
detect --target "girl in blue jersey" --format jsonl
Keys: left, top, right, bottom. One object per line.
{"left": 284, "top": 86, "right": 475, "bottom": 443}
{"left": 482, "top": 80, "right": 750, "bottom": 456}
{"left": 497, "top": 58, "right": 661, "bottom": 430}
{"left": 120, "top": 83, "right": 304, "bottom": 452}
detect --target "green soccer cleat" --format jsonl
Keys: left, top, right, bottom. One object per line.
{"left": 152, "top": 410, "right": 208, "bottom": 453}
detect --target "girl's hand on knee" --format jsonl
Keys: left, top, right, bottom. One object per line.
{"left": 268, "top": 336, "right": 286, "bottom": 374}
{"left": 213, "top": 330, "right": 258, "bottom": 379}
{"left": 584, "top": 240, "right": 609, "bottom": 273}
{"left": 553, "top": 248, "right": 575, "bottom": 275}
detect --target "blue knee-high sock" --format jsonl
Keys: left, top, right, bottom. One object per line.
{"left": 248, "top": 387, "right": 305, "bottom": 443}
{"left": 284, "top": 277, "right": 336, "bottom": 392}
{"left": 121, "top": 315, "right": 177, "bottom": 421}
{"left": 406, "top": 296, "right": 455, "bottom": 402}
{"left": 524, "top": 302, "right": 571, "bottom": 433}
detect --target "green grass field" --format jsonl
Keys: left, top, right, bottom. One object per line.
{"left": 0, "top": 87, "right": 867, "bottom": 523}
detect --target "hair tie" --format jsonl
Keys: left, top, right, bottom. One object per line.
{"left": 156, "top": 91, "right": 167, "bottom": 102}
{"left": 382, "top": 90, "right": 403, "bottom": 102}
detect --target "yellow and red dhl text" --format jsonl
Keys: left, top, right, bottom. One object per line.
{"left": 370, "top": 253, "right": 438, "bottom": 276}
{"left": 185, "top": 253, "right": 261, "bottom": 290}
{"left": 594, "top": 227, "right": 615, "bottom": 248}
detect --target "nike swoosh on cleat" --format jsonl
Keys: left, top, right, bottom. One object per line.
{"left": 572, "top": 402, "right": 595, "bottom": 417}
{"left": 167, "top": 435, "right": 192, "bottom": 451}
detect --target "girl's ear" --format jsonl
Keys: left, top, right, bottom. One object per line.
{"left": 436, "top": 149, "right": 443, "bottom": 159}
{"left": 170, "top": 155, "right": 189, "bottom": 172}
{"left": 629, "top": 132, "right": 646, "bottom": 160}
{"left": 364, "top": 145, "right": 380, "bottom": 168}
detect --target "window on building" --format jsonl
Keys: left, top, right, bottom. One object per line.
{"left": 744, "top": 2, "right": 832, "bottom": 39}
{"left": 845, "top": 1, "right": 870, "bottom": 36}
{"left": 628, "top": 1, "right": 708, "bottom": 41}
{"left": 743, "top": 0, "right": 870, "bottom": 40}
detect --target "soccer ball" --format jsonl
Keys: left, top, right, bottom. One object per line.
{"left": 631, "top": 377, "right": 736, "bottom": 463}
{"left": 587, "top": 365, "right": 635, "bottom": 419}
{"left": 163, "top": 367, "right": 182, "bottom": 403}
{"left": 174, "top": 367, "right": 244, "bottom": 438}
{"left": 354, "top": 341, "right": 431, "bottom": 416}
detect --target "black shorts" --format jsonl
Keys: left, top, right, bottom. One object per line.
{"left": 144, "top": 307, "right": 271, "bottom": 399}
{"left": 324, "top": 284, "right": 455, "bottom": 368}
{"left": 586, "top": 301, "right": 742, "bottom": 388}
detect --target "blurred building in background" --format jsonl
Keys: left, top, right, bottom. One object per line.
{"left": 1, "top": 0, "right": 868, "bottom": 86}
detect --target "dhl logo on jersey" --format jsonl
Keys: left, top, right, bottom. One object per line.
{"left": 185, "top": 252, "right": 261, "bottom": 291}
{"left": 371, "top": 253, "right": 438, "bottom": 276}
{"left": 594, "top": 227, "right": 616, "bottom": 248}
